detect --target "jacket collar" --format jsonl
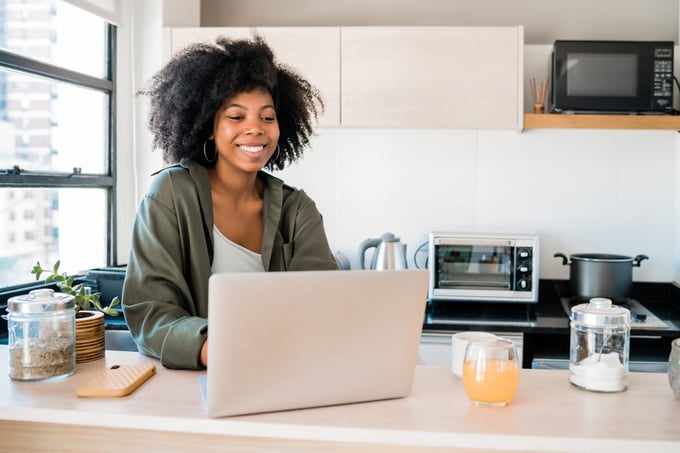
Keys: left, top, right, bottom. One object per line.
{"left": 260, "top": 170, "right": 283, "bottom": 270}
{"left": 176, "top": 160, "right": 285, "bottom": 269}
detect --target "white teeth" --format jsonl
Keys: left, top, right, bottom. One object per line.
{"left": 239, "top": 145, "right": 265, "bottom": 153}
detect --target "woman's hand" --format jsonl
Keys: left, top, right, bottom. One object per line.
{"left": 200, "top": 339, "right": 209, "bottom": 367}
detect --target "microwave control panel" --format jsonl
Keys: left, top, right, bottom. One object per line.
{"left": 652, "top": 45, "right": 674, "bottom": 108}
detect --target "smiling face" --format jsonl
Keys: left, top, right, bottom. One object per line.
{"left": 212, "top": 88, "right": 280, "bottom": 175}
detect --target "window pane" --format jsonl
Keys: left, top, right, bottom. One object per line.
{"left": 0, "top": 188, "right": 107, "bottom": 287}
{"left": 0, "top": 0, "right": 108, "bottom": 79}
{"left": 0, "top": 68, "right": 108, "bottom": 174}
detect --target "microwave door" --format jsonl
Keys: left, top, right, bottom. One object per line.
{"left": 551, "top": 40, "right": 673, "bottom": 113}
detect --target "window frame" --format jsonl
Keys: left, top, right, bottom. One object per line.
{"left": 0, "top": 23, "right": 118, "bottom": 292}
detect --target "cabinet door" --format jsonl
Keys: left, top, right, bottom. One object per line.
{"left": 418, "top": 333, "right": 453, "bottom": 366}
{"left": 167, "top": 27, "right": 341, "bottom": 126}
{"left": 341, "top": 26, "right": 523, "bottom": 129}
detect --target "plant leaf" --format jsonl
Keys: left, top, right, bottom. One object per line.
{"left": 31, "top": 262, "right": 43, "bottom": 280}
{"left": 27, "top": 260, "right": 121, "bottom": 317}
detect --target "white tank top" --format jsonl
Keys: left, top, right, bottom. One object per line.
{"left": 211, "top": 225, "right": 265, "bottom": 273}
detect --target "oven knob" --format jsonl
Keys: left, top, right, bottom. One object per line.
{"left": 518, "top": 248, "right": 532, "bottom": 259}
{"left": 518, "top": 278, "right": 531, "bottom": 290}
{"left": 518, "top": 265, "right": 529, "bottom": 273}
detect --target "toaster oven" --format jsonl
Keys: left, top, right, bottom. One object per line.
{"left": 428, "top": 232, "right": 539, "bottom": 303}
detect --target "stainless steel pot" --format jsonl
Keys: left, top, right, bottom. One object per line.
{"left": 554, "top": 252, "right": 649, "bottom": 299}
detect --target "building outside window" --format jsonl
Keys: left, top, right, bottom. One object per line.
{"left": 0, "top": 0, "right": 115, "bottom": 289}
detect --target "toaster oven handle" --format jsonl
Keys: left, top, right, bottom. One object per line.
{"left": 435, "top": 238, "right": 516, "bottom": 247}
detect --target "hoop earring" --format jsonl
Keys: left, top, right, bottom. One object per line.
{"left": 203, "top": 138, "right": 217, "bottom": 163}
{"left": 270, "top": 145, "right": 280, "bottom": 164}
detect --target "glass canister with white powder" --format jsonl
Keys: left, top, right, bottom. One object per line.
{"left": 569, "top": 297, "right": 630, "bottom": 392}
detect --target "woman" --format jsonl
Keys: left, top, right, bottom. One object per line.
{"left": 122, "top": 35, "right": 338, "bottom": 370}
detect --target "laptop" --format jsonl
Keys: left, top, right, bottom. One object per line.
{"left": 202, "top": 269, "right": 428, "bottom": 417}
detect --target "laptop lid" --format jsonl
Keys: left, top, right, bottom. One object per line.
{"left": 205, "top": 269, "right": 428, "bottom": 417}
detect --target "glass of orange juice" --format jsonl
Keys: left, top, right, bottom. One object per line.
{"left": 462, "top": 337, "right": 520, "bottom": 407}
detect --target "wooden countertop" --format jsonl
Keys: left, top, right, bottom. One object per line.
{"left": 0, "top": 346, "right": 678, "bottom": 453}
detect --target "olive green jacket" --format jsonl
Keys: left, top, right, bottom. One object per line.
{"left": 122, "top": 161, "right": 337, "bottom": 369}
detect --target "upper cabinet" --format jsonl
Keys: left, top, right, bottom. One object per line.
{"left": 165, "top": 26, "right": 524, "bottom": 130}
{"left": 163, "top": 27, "right": 677, "bottom": 131}
{"left": 341, "top": 26, "right": 524, "bottom": 129}
{"left": 166, "top": 27, "right": 341, "bottom": 127}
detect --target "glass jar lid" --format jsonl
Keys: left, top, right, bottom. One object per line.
{"left": 571, "top": 297, "right": 630, "bottom": 328}
{"left": 7, "top": 288, "right": 74, "bottom": 313}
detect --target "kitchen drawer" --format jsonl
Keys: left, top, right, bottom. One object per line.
{"left": 419, "top": 332, "right": 524, "bottom": 368}
{"left": 532, "top": 356, "right": 668, "bottom": 373}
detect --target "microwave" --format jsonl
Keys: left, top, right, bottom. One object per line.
{"left": 428, "top": 232, "right": 539, "bottom": 303}
{"left": 551, "top": 40, "right": 674, "bottom": 114}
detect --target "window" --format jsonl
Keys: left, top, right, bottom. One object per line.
{"left": 0, "top": 0, "right": 115, "bottom": 289}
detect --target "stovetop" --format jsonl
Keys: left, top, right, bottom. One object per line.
{"left": 560, "top": 297, "right": 668, "bottom": 330}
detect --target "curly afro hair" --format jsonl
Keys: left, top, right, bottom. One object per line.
{"left": 139, "top": 34, "right": 324, "bottom": 170}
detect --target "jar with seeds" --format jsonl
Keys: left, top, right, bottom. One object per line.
{"left": 6, "top": 288, "right": 76, "bottom": 381}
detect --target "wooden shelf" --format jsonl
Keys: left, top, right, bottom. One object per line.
{"left": 524, "top": 113, "right": 680, "bottom": 130}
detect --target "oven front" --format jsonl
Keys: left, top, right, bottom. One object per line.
{"left": 428, "top": 233, "right": 539, "bottom": 303}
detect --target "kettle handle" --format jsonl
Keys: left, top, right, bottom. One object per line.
{"left": 554, "top": 252, "right": 570, "bottom": 266}
{"left": 358, "top": 238, "right": 381, "bottom": 269}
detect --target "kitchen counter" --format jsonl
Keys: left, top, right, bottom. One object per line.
{"left": 1, "top": 346, "right": 678, "bottom": 453}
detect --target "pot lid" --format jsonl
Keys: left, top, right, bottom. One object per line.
{"left": 571, "top": 297, "right": 630, "bottom": 327}
{"left": 570, "top": 253, "right": 633, "bottom": 262}
{"left": 7, "top": 288, "right": 74, "bottom": 314}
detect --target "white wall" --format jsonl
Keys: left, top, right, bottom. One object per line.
{"left": 110, "top": 0, "right": 165, "bottom": 264}
{"left": 118, "top": 0, "right": 680, "bottom": 284}
{"left": 275, "top": 128, "right": 677, "bottom": 281}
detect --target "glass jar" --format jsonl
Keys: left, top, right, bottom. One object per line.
{"left": 668, "top": 338, "right": 680, "bottom": 398}
{"left": 569, "top": 297, "right": 630, "bottom": 392}
{"left": 6, "top": 288, "right": 76, "bottom": 381}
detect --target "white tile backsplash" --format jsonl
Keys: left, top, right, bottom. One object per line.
{"left": 274, "top": 127, "right": 678, "bottom": 282}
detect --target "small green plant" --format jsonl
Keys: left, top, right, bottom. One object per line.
{"left": 31, "top": 260, "right": 120, "bottom": 316}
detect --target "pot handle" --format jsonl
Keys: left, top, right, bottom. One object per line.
{"left": 632, "top": 254, "right": 649, "bottom": 267}
{"left": 553, "top": 252, "right": 570, "bottom": 266}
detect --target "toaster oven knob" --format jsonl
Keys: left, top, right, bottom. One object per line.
{"left": 518, "top": 265, "right": 530, "bottom": 273}
{"left": 518, "top": 278, "right": 531, "bottom": 290}
{"left": 518, "top": 248, "right": 532, "bottom": 259}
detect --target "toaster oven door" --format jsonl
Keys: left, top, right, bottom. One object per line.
{"left": 434, "top": 243, "right": 514, "bottom": 291}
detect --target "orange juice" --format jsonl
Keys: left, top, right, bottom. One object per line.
{"left": 462, "top": 358, "right": 519, "bottom": 405}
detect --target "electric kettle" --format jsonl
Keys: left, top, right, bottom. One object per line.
{"left": 358, "top": 232, "right": 408, "bottom": 270}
